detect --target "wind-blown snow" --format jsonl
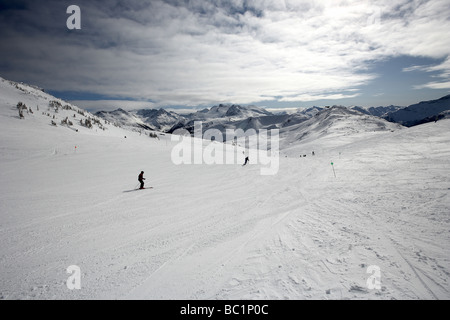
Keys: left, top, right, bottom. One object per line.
{"left": 0, "top": 77, "right": 449, "bottom": 300}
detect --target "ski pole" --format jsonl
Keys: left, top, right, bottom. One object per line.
{"left": 331, "top": 162, "right": 336, "bottom": 178}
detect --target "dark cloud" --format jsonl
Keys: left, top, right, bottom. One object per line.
{"left": 0, "top": 0, "right": 29, "bottom": 11}
{"left": 0, "top": 0, "right": 449, "bottom": 108}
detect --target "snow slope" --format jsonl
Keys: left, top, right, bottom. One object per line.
{"left": 0, "top": 77, "right": 449, "bottom": 300}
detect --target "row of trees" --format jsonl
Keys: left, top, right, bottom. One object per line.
{"left": 17, "top": 100, "right": 106, "bottom": 131}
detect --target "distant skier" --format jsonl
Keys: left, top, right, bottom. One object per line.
{"left": 138, "top": 171, "right": 146, "bottom": 189}
{"left": 243, "top": 156, "right": 249, "bottom": 166}
{"left": 312, "top": 151, "right": 315, "bottom": 156}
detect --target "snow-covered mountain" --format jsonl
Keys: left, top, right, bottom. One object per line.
{"left": 95, "top": 108, "right": 154, "bottom": 131}
{"left": 94, "top": 96, "right": 450, "bottom": 135}
{"left": 351, "top": 105, "right": 403, "bottom": 118}
{"left": 96, "top": 104, "right": 272, "bottom": 133}
{"left": 135, "top": 109, "right": 182, "bottom": 132}
{"left": 168, "top": 105, "right": 402, "bottom": 145}
{"left": 167, "top": 104, "right": 407, "bottom": 137}
{"left": 0, "top": 77, "right": 116, "bottom": 135}
{"left": 295, "top": 105, "right": 403, "bottom": 119}
{"left": 95, "top": 108, "right": 182, "bottom": 132}
{"left": 186, "top": 104, "right": 273, "bottom": 121}
{"left": 280, "top": 106, "right": 403, "bottom": 152}
{"left": 164, "top": 104, "right": 274, "bottom": 134}
{"left": 297, "top": 106, "right": 324, "bottom": 117}
{"left": 167, "top": 111, "right": 310, "bottom": 136}
{"left": 1, "top": 75, "right": 450, "bottom": 300}
{"left": 383, "top": 95, "right": 450, "bottom": 127}
{"left": 0, "top": 76, "right": 164, "bottom": 145}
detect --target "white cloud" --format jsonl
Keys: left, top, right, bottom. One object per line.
{"left": 403, "top": 65, "right": 428, "bottom": 73}
{"left": 1, "top": 0, "right": 450, "bottom": 106}
{"left": 414, "top": 81, "right": 450, "bottom": 90}
{"left": 280, "top": 93, "right": 360, "bottom": 102}
{"left": 70, "top": 100, "right": 155, "bottom": 112}
{"left": 404, "top": 57, "right": 450, "bottom": 89}
{"left": 265, "top": 107, "right": 300, "bottom": 114}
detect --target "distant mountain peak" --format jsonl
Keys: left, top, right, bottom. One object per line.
{"left": 384, "top": 94, "right": 450, "bottom": 127}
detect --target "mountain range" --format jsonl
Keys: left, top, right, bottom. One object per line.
{"left": 94, "top": 95, "right": 450, "bottom": 135}
{"left": 383, "top": 95, "right": 450, "bottom": 126}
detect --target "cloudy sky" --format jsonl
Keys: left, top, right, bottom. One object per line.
{"left": 1, "top": 0, "right": 449, "bottom": 112}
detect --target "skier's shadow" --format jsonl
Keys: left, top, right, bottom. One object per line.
{"left": 123, "top": 189, "right": 139, "bottom": 193}
{"left": 123, "top": 187, "right": 153, "bottom": 193}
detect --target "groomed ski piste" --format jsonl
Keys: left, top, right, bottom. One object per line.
{"left": 0, "top": 77, "right": 449, "bottom": 300}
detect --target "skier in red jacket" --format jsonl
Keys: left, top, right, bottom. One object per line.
{"left": 138, "top": 171, "right": 145, "bottom": 189}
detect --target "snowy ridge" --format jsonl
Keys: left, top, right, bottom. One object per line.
{"left": 277, "top": 106, "right": 403, "bottom": 154}
{"left": 136, "top": 109, "right": 181, "bottom": 132}
{"left": 1, "top": 76, "right": 450, "bottom": 300}
{"left": 199, "top": 106, "right": 402, "bottom": 149}
{"left": 96, "top": 104, "right": 273, "bottom": 134}
{"left": 384, "top": 95, "right": 450, "bottom": 127}
{"left": 167, "top": 104, "right": 275, "bottom": 134}
{"left": 95, "top": 96, "right": 450, "bottom": 135}
{"left": 194, "top": 104, "right": 273, "bottom": 120}
{"left": 96, "top": 108, "right": 154, "bottom": 131}
{"left": 351, "top": 105, "right": 403, "bottom": 118}
{"left": 0, "top": 76, "right": 116, "bottom": 135}
{"left": 0, "top": 76, "right": 162, "bottom": 155}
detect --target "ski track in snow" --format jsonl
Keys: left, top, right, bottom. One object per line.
{"left": 0, "top": 82, "right": 449, "bottom": 300}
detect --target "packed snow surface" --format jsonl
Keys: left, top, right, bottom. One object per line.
{"left": 0, "top": 78, "right": 449, "bottom": 300}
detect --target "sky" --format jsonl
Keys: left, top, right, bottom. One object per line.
{"left": 0, "top": 0, "right": 450, "bottom": 112}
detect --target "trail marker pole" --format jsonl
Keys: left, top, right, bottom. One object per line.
{"left": 331, "top": 162, "right": 336, "bottom": 178}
